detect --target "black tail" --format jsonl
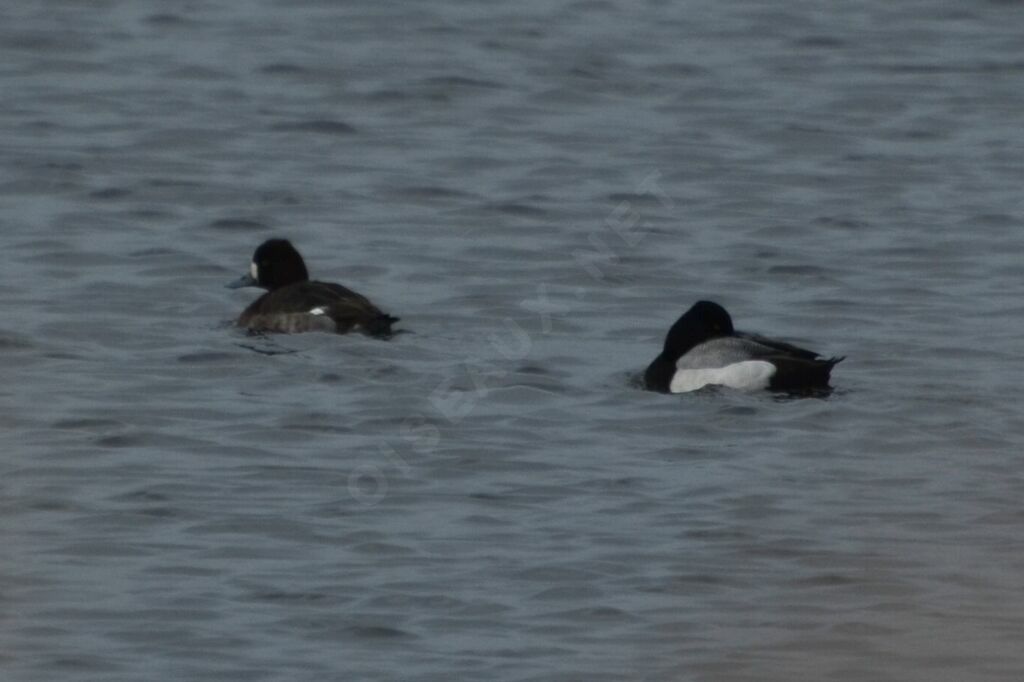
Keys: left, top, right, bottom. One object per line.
{"left": 823, "top": 356, "right": 845, "bottom": 377}
{"left": 768, "top": 355, "right": 844, "bottom": 392}
{"left": 365, "top": 313, "right": 400, "bottom": 338}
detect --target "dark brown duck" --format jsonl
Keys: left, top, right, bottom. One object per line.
{"left": 227, "top": 238, "right": 398, "bottom": 337}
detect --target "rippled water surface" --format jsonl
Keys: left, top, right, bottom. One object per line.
{"left": 3, "top": 1, "right": 1024, "bottom": 680}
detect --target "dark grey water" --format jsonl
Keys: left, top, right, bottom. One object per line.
{"left": 3, "top": 1, "right": 1024, "bottom": 680}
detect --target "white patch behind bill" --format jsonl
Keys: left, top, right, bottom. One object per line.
{"left": 309, "top": 306, "right": 326, "bottom": 316}
{"left": 670, "top": 360, "right": 776, "bottom": 393}
{"left": 250, "top": 262, "right": 259, "bottom": 281}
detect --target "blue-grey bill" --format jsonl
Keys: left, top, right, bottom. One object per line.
{"left": 226, "top": 273, "right": 258, "bottom": 289}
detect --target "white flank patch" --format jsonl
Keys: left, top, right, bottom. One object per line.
{"left": 309, "top": 306, "right": 327, "bottom": 316}
{"left": 669, "top": 360, "right": 776, "bottom": 393}
{"left": 250, "top": 262, "right": 259, "bottom": 281}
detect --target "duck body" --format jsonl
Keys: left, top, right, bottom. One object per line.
{"left": 228, "top": 239, "right": 398, "bottom": 337}
{"left": 644, "top": 301, "right": 842, "bottom": 394}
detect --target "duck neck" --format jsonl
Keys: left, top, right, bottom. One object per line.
{"left": 643, "top": 353, "right": 676, "bottom": 393}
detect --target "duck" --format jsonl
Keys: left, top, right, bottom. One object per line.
{"left": 643, "top": 300, "right": 843, "bottom": 393}
{"left": 226, "top": 238, "right": 398, "bottom": 336}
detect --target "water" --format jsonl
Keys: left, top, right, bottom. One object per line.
{"left": 3, "top": 1, "right": 1024, "bottom": 680}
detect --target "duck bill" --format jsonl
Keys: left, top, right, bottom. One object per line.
{"left": 226, "top": 273, "right": 258, "bottom": 289}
